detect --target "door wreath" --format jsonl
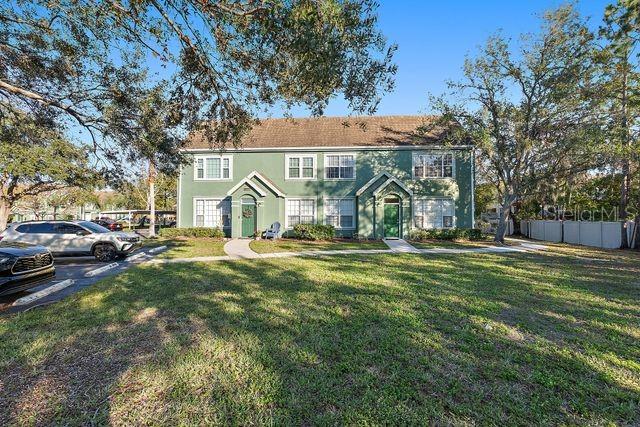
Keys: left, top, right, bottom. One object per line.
{"left": 242, "top": 208, "right": 254, "bottom": 218}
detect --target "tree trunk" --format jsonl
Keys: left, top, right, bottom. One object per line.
{"left": 619, "top": 57, "right": 630, "bottom": 248}
{"left": 494, "top": 194, "right": 516, "bottom": 243}
{"left": 0, "top": 198, "right": 11, "bottom": 232}
{"left": 632, "top": 214, "right": 640, "bottom": 250}
{"left": 512, "top": 204, "right": 521, "bottom": 235}
{"left": 148, "top": 161, "right": 156, "bottom": 238}
{"left": 620, "top": 158, "right": 630, "bottom": 248}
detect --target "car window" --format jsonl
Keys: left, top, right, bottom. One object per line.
{"left": 78, "top": 221, "right": 109, "bottom": 233}
{"left": 54, "top": 223, "right": 85, "bottom": 234}
{"left": 28, "top": 223, "right": 56, "bottom": 233}
{"left": 15, "top": 224, "right": 31, "bottom": 233}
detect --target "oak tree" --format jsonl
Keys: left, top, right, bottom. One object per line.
{"left": 428, "top": 6, "right": 600, "bottom": 242}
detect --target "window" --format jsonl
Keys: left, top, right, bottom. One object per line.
{"left": 78, "top": 221, "right": 109, "bottom": 233}
{"left": 54, "top": 223, "right": 86, "bottom": 234}
{"left": 286, "top": 199, "right": 316, "bottom": 228}
{"left": 414, "top": 199, "right": 455, "bottom": 229}
{"left": 24, "top": 223, "right": 56, "bottom": 233}
{"left": 324, "top": 198, "right": 355, "bottom": 229}
{"left": 194, "top": 155, "right": 232, "bottom": 180}
{"left": 325, "top": 154, "right": 355, "bottom": 179}
{"left": 413, "top": 153, "right": 454, "bottom": 178}
{"left": 286, "top": 154, "right": 316, "bottom": 179}
{"left": 15, "top": 224, "right": 31, "bottom": 233}
{"left": 194, "top": 199, "right": 231, "bottom": 229}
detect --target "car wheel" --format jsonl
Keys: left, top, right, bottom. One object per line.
{"left": 93, "top": 243, "right": 117, "bottom": 262}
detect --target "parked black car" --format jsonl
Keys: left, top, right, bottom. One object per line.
{"left": 0, "top": 242, "right": 55, "bottom": 297}
{"left": 92, "top": 217, "right": 123, "bottom": 231}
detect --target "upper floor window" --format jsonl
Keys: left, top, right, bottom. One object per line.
{"left": 194, "top": 155, "right": 232, "bottom": 180}
{"left": 413, "top": 153, "right": 453, "bottom": 179}
{"left": 325, "top": 153, "right": 356, "bottom": 180}
{"left": 286, "top": 154, "right": 316, "bottom": 179}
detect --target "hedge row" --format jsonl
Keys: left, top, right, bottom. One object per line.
{"left": 409, "top": 228, "right": 485, "bottom": 241}
{"left": 158, "top": 227, "right": 225, "bottom": 239}
{"left": 293, "top": 224, "right": 335, "bottom": 241}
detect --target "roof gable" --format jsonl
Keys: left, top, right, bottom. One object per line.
{"left": 226, "top": 171, "right": 285, "bottom": 198}
{"left": 373, "top": 177, "right": 413, "bottom": 197}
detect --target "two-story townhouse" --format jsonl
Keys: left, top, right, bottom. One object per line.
{"left": 177, "top": 116, "right": 475, "bottom": 239}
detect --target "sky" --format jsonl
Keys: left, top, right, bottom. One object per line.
{"left": 271, "top": 0, "right": 611, "bottom": 119}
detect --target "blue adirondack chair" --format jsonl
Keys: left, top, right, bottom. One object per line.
{"left": 263, "top": 222, "right": 281, "bottom": 239}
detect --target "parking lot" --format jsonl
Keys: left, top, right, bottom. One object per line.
{"left": 0, "top": 246, "right": 165, "bottom": 315}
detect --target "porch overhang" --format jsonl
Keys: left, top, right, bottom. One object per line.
{"left": 226, "top": 171, "right": 286, "bottom": 198}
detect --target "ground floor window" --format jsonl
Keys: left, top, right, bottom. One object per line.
{"left": 194, "top": 198, "right": 230, "bottom": 228}
{"left": 414, "top": 198, "right": 455, "bottom": 229}
{"left": 324, "top": 198, "right": 355, "bottom": 229}
{"left": 286, "top": 198, "right": 315, "bottom": 228}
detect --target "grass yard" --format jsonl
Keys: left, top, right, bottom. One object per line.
{"left": 0, "top": 246, "right": 639, "bottom": 424}
{"left": 144, "top": 237, "right": 227, "bottom": 259}
{"left": 409, "top": 239, "right": 494, "bottom": 249}
{"left": 250, "top": 238, "right": 388, "bottom": 253}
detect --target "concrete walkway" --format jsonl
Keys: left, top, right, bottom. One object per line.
{"left": 223, "top": 238, "right": 260, "bottom": 259}
{"left": 383, "top": 239, "right": 421, "bottom": 253}
{"left": 147, "top": 240, "right": 537, "bottom": 265}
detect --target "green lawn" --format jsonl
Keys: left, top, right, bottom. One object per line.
{"left": 250, "top": 238, "right": 388, "bottom": 253}
{"left": 1, "top": 246, "right": 639, "bottom": 424}
{"left": 409, "top": 239, "right": 494, "bottom": 249}
{"left": 143, "top": 237, "right": 227, "bottom": 258}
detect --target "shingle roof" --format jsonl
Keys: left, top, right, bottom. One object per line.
{"left": 185, "top": 115, "right": 461, "bottom": 149}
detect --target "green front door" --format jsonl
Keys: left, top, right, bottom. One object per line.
{"left": 241, "top": 199, "right": 256, "bottom": 237}
{"left": 383, "top": 200, "right": 400, "bottom": 238}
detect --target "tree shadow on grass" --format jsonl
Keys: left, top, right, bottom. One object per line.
{"left": 0, "top": 250, "right": 638, "bottom": 424}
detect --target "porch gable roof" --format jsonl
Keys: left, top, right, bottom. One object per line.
{"left": 226, "top": 171, "right": 285, "bottom": 198}
{"left": 372, "top": 177, "right": 413, "bottom": 197}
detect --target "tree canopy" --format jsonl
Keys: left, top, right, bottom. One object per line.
{"left": 0, "top": 112, "right": 96, "bottom": 229}
{"left": 428, "top": 5, "right": 601, "bottom": 242}
{"left": 1, "top": 0, "right": 397, "bottom": 170}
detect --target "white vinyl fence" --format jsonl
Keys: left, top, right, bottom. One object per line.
{"left": 520, "top": 220, "right": 637, "bottom": 249}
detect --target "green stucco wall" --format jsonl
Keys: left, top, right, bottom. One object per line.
{"left": 178, "top": 148, "right": 474, "bottom": 238}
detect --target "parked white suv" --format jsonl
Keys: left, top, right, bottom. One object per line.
{"left": 0, "top": 221, "right": 141, "bottom": 262}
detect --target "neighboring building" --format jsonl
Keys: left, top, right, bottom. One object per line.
{"left": 478, "top": 203, "right": 513, "bottom": 234}
{"left": 177, "top": 116, "right": 475, "bottom": 239}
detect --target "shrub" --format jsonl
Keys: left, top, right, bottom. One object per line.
{"left": 409, "top": 228, "right": 485, "bottom": 241}
{"left": 293, "top": 224, "right": 335, "bottom": 241}
{"left": 159, "top": 227, "right": 225, "bottom": 239}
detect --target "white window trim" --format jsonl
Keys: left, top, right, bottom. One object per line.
{"left": 193, "top": 154, "right": 233, "bottom": 181}
{"left": 411, "top": 152, "right": 455, "bottom": 180}
{"left": 412, "top": 197, "right": 456, "bottom": 229}
{"left": 324, "top": 152, "right": 357, "bottom": 180}
{"left": 284, "top": 197, "right": 317, "bottom": 229}
{"left": 323, "top": 197, "right": 356, "bottom": 230}
{"left": 285, "top": 153, "right": 317, "bottom": 180}
{"left": 192, "top": 197, "right": 231, "bottom": 229}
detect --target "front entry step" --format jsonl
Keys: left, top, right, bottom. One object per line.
{"left": 382, "top": 239, "right": 420, "bottom": 253}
